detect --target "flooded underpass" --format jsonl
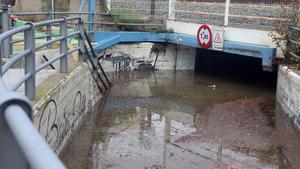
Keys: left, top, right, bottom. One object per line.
{"left": 59, "top": 49, "right": 300, "bottom": 169}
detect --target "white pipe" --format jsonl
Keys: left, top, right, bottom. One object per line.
{"left": 224, "top": 0, "right": 230, "bottom": 26}
{"left": 4, "top": 105, "right": 66, "bottom": 169}
{"left": 51, "top": 0, "right": 55, "bottom": 19}
{"left": 168, "top": 0, "right": 175, "bottom": 20}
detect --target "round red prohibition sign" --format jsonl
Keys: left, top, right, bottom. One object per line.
{"left": 197, "top": 24, "right": 212, "bottom": 49}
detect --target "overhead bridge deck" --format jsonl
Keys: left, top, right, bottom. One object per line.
{"left": 93, "top": 32, "right": 276, "bottom": 71}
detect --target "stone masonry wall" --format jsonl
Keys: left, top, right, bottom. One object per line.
{"left": 111, "top": 0, "right": 283, "bottom": 30}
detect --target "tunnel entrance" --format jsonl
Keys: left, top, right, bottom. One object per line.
{"left": 195, "top": 48, "right": 278, "bottom": 88}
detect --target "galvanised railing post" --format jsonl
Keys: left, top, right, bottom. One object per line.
{"left": 2, "top": 7, "right": 10, "bottom": 58}
{"left": 24, "top": 23, "right": 36, "bottom": 100}
{"left": 46, "top": 11, "right": 52, "bottom": 49}
{"left": 92, "top": 12, "right": 97, "bottom": 41}
{"left": 60, "top": 18, "right": 68, "bottom": 73}
{"left": 8, "top": 7, "right": 13, "bottom": 56}
{"left": 0, "top": 80, "right": 32, "bottom": 169}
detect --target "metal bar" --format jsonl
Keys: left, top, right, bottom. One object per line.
{"left": 60, "top": 19, "right": 68, "bottom": 73}
{"left": 86, "top": 22, "right": 164, "bottom": 26}
{"left": 224, "top": 0, "right": 230, "bottom": 26}
{"left": 78, "top": 21, "right": 85, "bottom": 61}
{"left": 92, "top": 12, "right": 97, "bottom": 41}
{"left": 84, "top": 30, "right": 112, "bottom": 87}
{"left": 11, "top": 73, "right": 32, "bottom": 91}
{"left": 36, "top": 53, "right": 64, "bottom": 73}
{"left": 49, "top": 12, "right": 93, "bottom": 15}
{"left": 88, "top": 0, "right": 95, "bottom": 34}
{"left": 42, "top": 55, "right": 55, "bottom": 70}
{"left": 11, "top": 12, "right": 49, "bottom": 16}
{"left": 67, "top": 31, "right": 80, "bottom": 38}
{"left": 24, "top": 24, "right": 36, "bottom": 100}
{"left": 174, "top": 10, "right": 285, "bottom": 21}
{"left": 66, "top": 16, "right": 82, "bottom": 21}
{"left": 36, "top": 36, "right": 64, "bottom": 51}
{"left": 8, "top": 7, "right": 13, "bottom": 56}
{"left": 110, "top": 8, "right": 169, "bottom": 12}
{"left": 4, "top": 105, "right": 66, "bottom": 169}
{"left": 46, "top": 11, "right": 52, "bottom": 49}
{"left": 51, "top": 0, "right": 55, "bottom": 19}
{"left": 2, "top": 49, "right": 32, "bottom": 74}
{"left": 68, "top": 47, "right": 80, "bottom": 54}
{"left": 289, "top": 39, "right": 300, "bottom": 46}
{"left": 289, "top": 51, "right": 300, "bottom": 59}
{"left": 33, "top": 18, "right": 65, "bottom": 27}
{"left": 83, "top": 43, "right": 105, "bottom": 93}
{"left": 290, "top": 26, "right": 300, "bottom": 31}
{"left": 11, "top": 35, "right": 61, "bottom": 44}
{"left": 0, "top": 25, "right": 31, "bottom": 41}
{"left": 2, "top": 8, "right": 11, "bottom": 58}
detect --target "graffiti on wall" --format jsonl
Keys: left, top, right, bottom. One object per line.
{"left": 38, "top": 91, "right": 88, "bottom": 152}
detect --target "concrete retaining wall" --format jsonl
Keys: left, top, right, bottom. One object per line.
{"left": 276, "top": 66, "right": 300, "bottom": 129}
{"left": 101, "top": 43, "right": 196, "bottom": 71}
{"left": 32, "top": 42, "right": 195, "bottom": 154}
{"left": 33, "top": 63, "right": 102, "bottom": 154}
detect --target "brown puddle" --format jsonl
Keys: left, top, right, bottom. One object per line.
{"left": 60, "top": 70, "right": 299, "bottom": 169}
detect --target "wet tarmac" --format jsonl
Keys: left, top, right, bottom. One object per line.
{"left": 60, "top": 70, "right": 298, "bottom": 169}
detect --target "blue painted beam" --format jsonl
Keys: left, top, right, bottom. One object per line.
{"left": 94, "top": 32, "right": 276, "bottom": 70}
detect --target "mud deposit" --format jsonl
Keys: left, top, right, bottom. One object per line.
{"left": 60, "top": 70, "right": 290, "bottom": 169}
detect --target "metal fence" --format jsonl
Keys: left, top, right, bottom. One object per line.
{"left": 0, "top": 15, "right": 90, "bottom": 169}
{"left": 172, "top": 0, "right": 285, "bottom": 30}
{"left": 106, "top": 0, "right": 286, "bottom": 30}
{"left": 288, "top": 26, "right": 300, "bottom": 59}
{"left": 0, "top": 16, "right": 85, "bottom": 100}
{"left": 177, "top": 0, "right": 291, "bottom": 5}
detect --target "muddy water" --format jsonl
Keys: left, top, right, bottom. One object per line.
{"left": 60, "top": 70, "right": 290, "bottom": 169}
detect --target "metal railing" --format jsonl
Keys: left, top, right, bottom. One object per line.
{"left": 0, "top": 16, "right": 86, "bottom": 169}
{"left": 0, "top": 80, "right": 66, "bottom": 168}
{"left": 0, "top": 16, "right": 84, "bottom": 100}
{"left": 288, "top": 26, "right": 300, "bottom": 59}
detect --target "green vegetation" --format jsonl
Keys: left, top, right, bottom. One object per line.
{"left": 111, "top": 8, "right": 141, "bottom": 31}
{"left": 269, "top": 1, "right": 300, "bottom": 69}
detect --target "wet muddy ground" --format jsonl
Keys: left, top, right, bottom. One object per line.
{"left": 60, "top": 70, "right": 298, "bottom": 169}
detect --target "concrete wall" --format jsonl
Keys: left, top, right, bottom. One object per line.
{"left": 276, "top": 66, "right": 300, "bottom": 129}
{"left": 33, "top": 63, "right": 102, "bottom": 154}
{"left": 101, "top": 43, "right": 196, "bottom": 71}
{"left": 276, "top": 65, "right": 300, "bottom": 169}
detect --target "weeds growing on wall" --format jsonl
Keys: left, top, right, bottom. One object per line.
{"left": 111, "top": 8, "right": 141, "bottom": 31}
{"left": 269, "top": 0, "right": 300, "bottom": 69}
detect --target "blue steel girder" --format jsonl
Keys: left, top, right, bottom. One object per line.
{"left": 94, "top": 32, "right": 276, "bottom": 71}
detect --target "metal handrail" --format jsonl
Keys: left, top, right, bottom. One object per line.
{"left": 0, "top": 16, "right": 87, "bottom": 169}
{"left": 288, "top": 26, "right": 300, "bottom": 59}
{"left": 0, "top": 16, "right": 83, "bottom": 99}
{"left": 0, "top": 77, "right": 66, "bottom": 169}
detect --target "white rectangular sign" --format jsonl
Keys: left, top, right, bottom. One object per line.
{"left": 213, "top": 27, "right": 224, "bottom": 51}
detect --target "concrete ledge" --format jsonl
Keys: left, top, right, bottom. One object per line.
{"left": 276, "top": 65, "right": 300, "bottom": 129}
